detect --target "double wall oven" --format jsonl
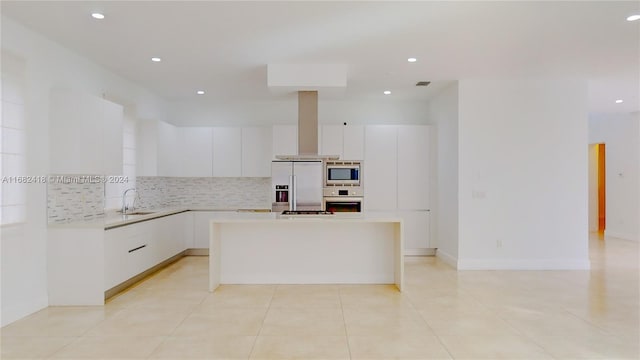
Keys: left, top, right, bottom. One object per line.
{"left": 323, "top": 161, "right": 363, "bottom": 213}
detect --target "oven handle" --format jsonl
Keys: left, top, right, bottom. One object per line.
{"left": 323, "top": 197, "right": 364, "bottom": 203}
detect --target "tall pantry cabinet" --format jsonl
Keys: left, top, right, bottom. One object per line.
{"left": 364, "top": 125, "right": 433, "bottom": 254}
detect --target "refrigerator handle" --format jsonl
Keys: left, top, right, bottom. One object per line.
{"left": 289, "top": 175, "right": 296, "bottom": 211}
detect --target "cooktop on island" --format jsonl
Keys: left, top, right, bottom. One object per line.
{"left": 281, "top": 210, "right": 334, "bottom": 215}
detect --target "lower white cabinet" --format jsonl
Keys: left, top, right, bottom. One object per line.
{"left": 398, "top": 210, "right": 431, "bottom": 254}
{"left": 193, "top": 211, "right": 236, "bottom": 248}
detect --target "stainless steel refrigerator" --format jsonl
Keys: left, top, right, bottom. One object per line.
{"left": 271, "top": 160, "right": 323, "bottom": 212}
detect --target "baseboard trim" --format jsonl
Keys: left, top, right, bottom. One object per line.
{"left": 604, "top": 230, "right": 637, "bottom": 242}
{"left": 185, "top": 248, "right": 209, "bottom": 256}
{"left": 435, "top": 249, "right": 458, "bottom": 269}
{"left": 104, "top": 250, "right": 187, "bottom": 300}
{"left": 1, "top": 295, "right": 48, "bottom": 327}
{"left": 456, "top": 258, "right": 591, "bottom": 270}
{"left": 404, "top": 248, "right": 436, "bottom": 256}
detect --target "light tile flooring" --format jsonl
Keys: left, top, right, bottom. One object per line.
{"left": 2, "top": 234, "right": 638, "bottom": 359}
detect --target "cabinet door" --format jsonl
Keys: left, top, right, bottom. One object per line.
{"left": 319, "top": 125, "right": 343, "bottom": 158}
{"left": 397, "top": 126, "right": 430, "bottom": 210}
{"left": 193, "top": 211, "right": 217, "bottom": 249}
{"left": 212, "top": 127, "right": 242, "bottom": 177}
{"left": 157, "top": 121, "right": 181, "bottom": 176}
{"left": 364, "top": 126, "right": 397, "bottom": 210}
{"left": 181, "top": 127, "right": 213, "bottom": 177}
{"left": 242, "top": 127, "right": 272, "bottom": 177}
{"left": 343, "top": 125, "right": 364, "bottom": 160}
{"left": 104, "top": 227, "right": 129, "bottom": 290}
{"left": 398, "top": 210, "right": 431, "bottom": 252}
{"left": 49, "top": 91, "right": 103, "bottom": 174}
{"left": 272, "top": 125, "right": 297, "bottom": 158}
{"left": 101, "top": 99, "right": 124, "bottom": 175}
{"left": 135, "top": 120, "right": 158, "bottom": 176}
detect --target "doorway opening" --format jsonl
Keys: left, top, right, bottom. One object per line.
{"left": 589, "top": 143, "right": 606, "bottom": 237}
{"left": 597, "top": 144, "right": 606, "bottom": 234}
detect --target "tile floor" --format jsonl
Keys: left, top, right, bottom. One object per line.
{"left": 1, "top": 234, "right": 638, "bottom": 359}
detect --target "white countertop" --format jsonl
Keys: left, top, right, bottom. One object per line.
{"left": 48, "top": 207, "right": 266, "bottom": 230}
{"left": 49, "top": 208, "right": 401, "bottom": 230}
{"left": 211, "top": 212, "right": 402, "bottom": 223}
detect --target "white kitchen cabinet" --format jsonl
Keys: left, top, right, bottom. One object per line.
{"left": 157, "top": 121, "right": 181, "bottom": 176}
{"left": 272, "top": 125, "right": 297, "bottom": 158}
{"left": 212, "top": 127, "right": 242, "bottom": 177}
{"left": 242, "top": 127, "right": 272, "bottom": 177}
{"left": 49, "top": 90, "right": 123, "bottom": 174}
{"left": 136, "top": 119, "right": 182, "bottom": 176}
{"left": 364, "top": 125, "right": 397, "bottom": 210}
{"left": 193, "top": 211, "right": 238, "bottom": 249}
{"left": 104, "top": 220, "right": 154, "bottom": 290}
{"left": 52, "top": 212, "right": 193, "bottom": 305}
{"left": 320, "top": 125, "right": 343, "bottom": 157}
{"left": 398, "top": 210, "right": 431, "bottom": 254}
{"left": 319, "top": 124, "right": 364, "bottom": 160}
{"left": 153, "top": 213, "right": 187, "bottom": 263}
{"left": 136, "top": 119, "right": 159, "bottom": 176}
{"left": 397, "top": 125, "right": 430, "bottom": 210}
{"left": 102, "top": 100, "right": 125, "bottom": 175}
{"left": 181, "top": 127, "right": 213, "bottom": 177}
{"left": 343, "top": 125, "right": 365, "bottom": 160}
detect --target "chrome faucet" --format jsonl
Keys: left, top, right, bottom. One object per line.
{"left": 122, "top": 188, "right": 138, "bottom": 214}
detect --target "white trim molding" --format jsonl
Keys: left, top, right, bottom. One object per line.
{"left": 435, "top": 249, "right": 458, "bottom": 268}
{"left": 456, "top": 258, "right": 591, "bottom": 270}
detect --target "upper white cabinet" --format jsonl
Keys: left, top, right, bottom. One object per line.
{"left": 181, "top": 127, "right": 213, "bottom": 177}
{"left": 49, "top": 90, "right": 123, "bottom": 174}
{"left": 136, "top": 119, "right": 159, "bottom": 176}
{"left": 320, "top": 125, "right": 343, "bottom": 157}
{"left": 212, "top": 127, "right": 242, "bottom": 177}
{"left": 272, "top": 125, "right": 297, "bottom": 158}
{"left": 364, "top": 125, "right": 397, "bottom": 210}
{"left": 397, "top": 125, "right": 430, "bottom": 210}
{"left": 319, "top": 124, "right": 364, "bottom": 160}
{"left": 136, "top": 119, "right": 182, "bottom": 177}
{"left": 102, "top": 100, "right": 125, "bottom": 175}
{"left": 242, "top": 127, "right": 272, "bottom": 177}
{"left": 157, "top": 121, "right": 181, "bottom": 176}
{"left": 343, "top": 125, "right": 365, "bottom": 160}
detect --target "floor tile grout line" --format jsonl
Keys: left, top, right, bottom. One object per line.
{"left": 405, "top": 287, "right": 456, "bottom": 360}
{"left": 246, "top": 284, "right": 276, "bottom": 359}
{"left": 337, "top": 285, "right": 353, "bottom": 360}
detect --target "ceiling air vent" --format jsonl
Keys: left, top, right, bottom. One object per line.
{"left": 415, "top": 81, "right": 431, "bottom": 87}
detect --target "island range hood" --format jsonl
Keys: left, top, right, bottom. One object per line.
{"left": 274, "top": 91, "right": 339, "bottom": 161}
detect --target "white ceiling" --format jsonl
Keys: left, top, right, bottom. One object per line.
{"left": 2, "top": 1, "right": 639, "bottom": 114}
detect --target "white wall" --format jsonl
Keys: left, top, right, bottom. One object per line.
{"left": 0, "top": 16, "right": 167, "bottom": 326}
{"left": 589, "top": 112, "right": 640, "bottom": 241}
{"left": 457, "top": 79, "right": 590, "bottom": 269}
{"left": 427, "top": 82, "right": 459, "bottom": 266}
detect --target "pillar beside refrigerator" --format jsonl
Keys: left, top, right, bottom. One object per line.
{"left": 271, "top": 160, "right": 324, "bottom": 212}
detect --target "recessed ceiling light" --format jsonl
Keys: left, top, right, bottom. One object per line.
{"left": 91, "top": 12, "right": 105, "bottom": 20}
{"left": 407, "top": 58, "right": 417, "bottom": 63}
{"left": 151, "top": 57, "right": 162, "bottom": 62}
{"left": 627, "top": 14, "right": 640, "bottom": 21}
{"left": 615, "top": 99, "right": 624, "bottom": 104}
{"left": 196, "top": 90, "right": 205, "bottom": 95}
{"left": 383, "top": 90, "right": 391, "bottom": 95}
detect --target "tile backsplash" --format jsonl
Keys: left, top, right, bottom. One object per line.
{"left": 47, "top": 175, "right": 271, "bottom": 223}
{"left": 47, "top": 175, "right": 105, "bottom": 223}
{"left": 135, "top": 176, "right": 271, "bottom": 210}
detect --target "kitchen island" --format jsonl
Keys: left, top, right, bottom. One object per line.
{"left": 209, "top": 213, "right": 404, "bottom": 291}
